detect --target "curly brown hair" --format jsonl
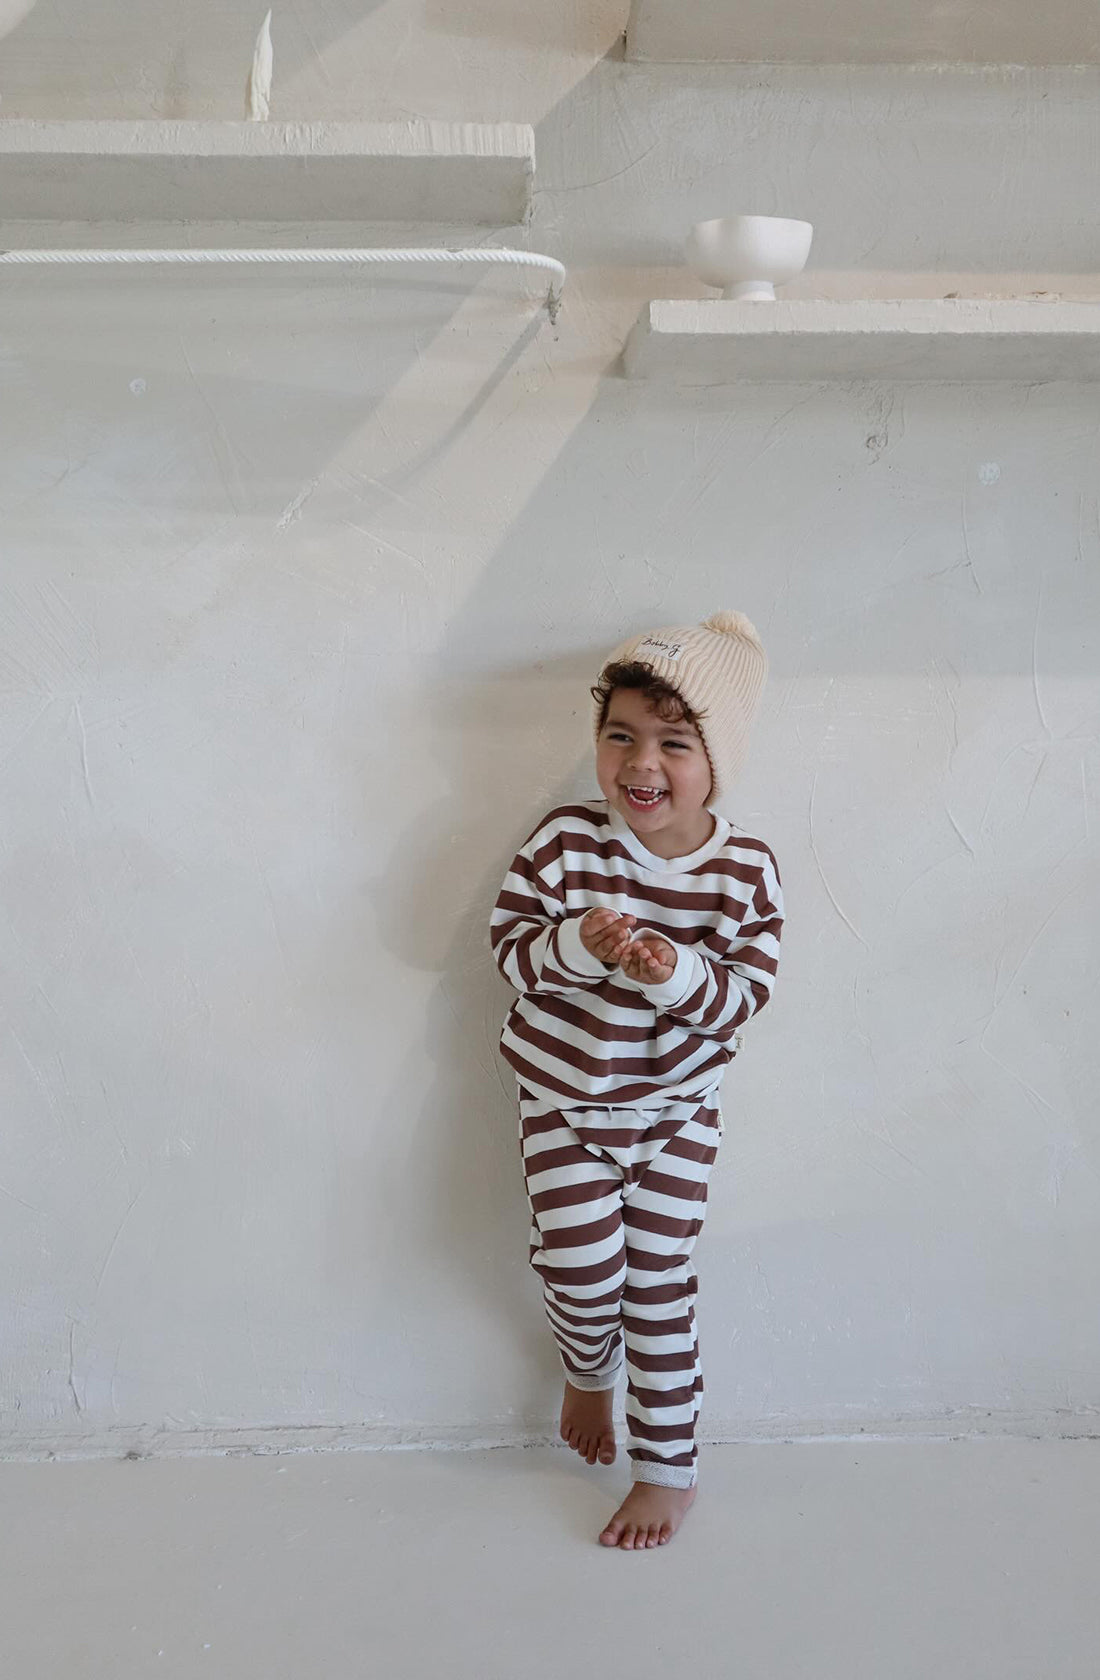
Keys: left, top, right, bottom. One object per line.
{"left": 590, "top": 660, "right": 707, "bottom": 736}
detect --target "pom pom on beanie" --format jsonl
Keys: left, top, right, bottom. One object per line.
{"left": 701, "top": 609, "right": 760, "bottom": 640}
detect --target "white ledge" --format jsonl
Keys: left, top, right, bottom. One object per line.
{"left": 626, "top": 0, "right": 1100, "bottom": 65}
{"left": 623, "top": 298, "right": 1100, "bottom": 382}
{"left": 0, "top": 120, "right": 534, "bottom": 226}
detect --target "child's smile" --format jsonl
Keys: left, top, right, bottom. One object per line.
{"left": 622, "top": 784, "right": 668, "bottom": 813}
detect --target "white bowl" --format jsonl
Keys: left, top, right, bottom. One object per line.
{"left": 685, "top": 215, "right": 814, "bottom": 300}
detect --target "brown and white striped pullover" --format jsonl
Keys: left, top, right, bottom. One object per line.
{"left": 489, "top": 800, "right": 783, "bottom": 1109}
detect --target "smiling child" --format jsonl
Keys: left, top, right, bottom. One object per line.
{"left": 489, "top": 611, "right": 784, "bottom": 1550}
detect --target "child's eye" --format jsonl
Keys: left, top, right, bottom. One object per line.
{"left": 607, "top": 731, "right": 688, "bottom": 747}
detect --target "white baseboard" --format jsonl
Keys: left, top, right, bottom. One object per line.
{"left": 2, "top": 1408, "right": 1098, "bottom": 1463}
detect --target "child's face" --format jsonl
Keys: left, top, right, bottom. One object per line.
{"left": 595, "top": 687, "right": 714, "bottom": 845}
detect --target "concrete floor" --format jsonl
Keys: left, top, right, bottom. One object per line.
{"left": 1, "top": 1439, "right": 1097, "bottom": 1679}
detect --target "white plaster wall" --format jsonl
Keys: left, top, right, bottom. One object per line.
{"left": 1, "top": 2, "right": 1098, "bottom": 1452}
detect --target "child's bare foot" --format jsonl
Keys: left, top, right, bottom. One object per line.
{"left": 599, "top": 1481, "right": 696, "bottom": 1548}
{"left": 560, "top": 1380, "right": 616, "bottom": 1465}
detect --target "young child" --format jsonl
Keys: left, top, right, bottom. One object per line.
{"left": 489, "top": 611, "right": 784, "bottom": 1550}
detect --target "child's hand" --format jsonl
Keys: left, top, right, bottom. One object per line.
{"left": 580, "top": 908, "right": 637, "bottom": 965}
{"left": 620, "top": 933, "right": 677, "bottom": 986}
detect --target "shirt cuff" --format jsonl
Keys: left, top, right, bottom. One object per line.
{"left": 554, "top": 912, "right": 618, "bottom": 980}
{"left": 619, "top": 933, "right": 703, "bottom": 1010}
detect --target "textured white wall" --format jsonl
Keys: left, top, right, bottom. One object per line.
{"left": 1, "top": 2, "right": 1098, "bottom": 1453}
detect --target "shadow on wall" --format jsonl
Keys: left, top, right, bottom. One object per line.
{"left": 351, "top": 654, "right": 607, "bottom": 1419}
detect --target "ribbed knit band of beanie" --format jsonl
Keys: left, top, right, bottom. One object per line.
{"left": 591, "top": 611, "right": 768, "bottom": 806}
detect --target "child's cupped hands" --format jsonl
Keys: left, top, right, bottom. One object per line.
{"left": 580, "top": 911, "right": 678, "bottom": 983}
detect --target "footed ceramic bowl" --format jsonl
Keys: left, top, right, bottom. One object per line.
{"left": 685, "top": 215, "right": 814, "bottom": 300}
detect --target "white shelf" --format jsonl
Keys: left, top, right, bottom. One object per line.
{"left": 0, "top": 120, "right": 534, "bottom": 226}
{"left": 626, "top": 0, "right": 1100, "bottom": 65}
{"left": 623, "top": 299, "right": 1100, "bottom": 383}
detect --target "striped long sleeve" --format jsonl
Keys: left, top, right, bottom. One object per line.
{"left": 491, "top": 840, "right": 611, "bottom": 996}
{"left": 489, "top": 800, "right": 784, "bottom": 1109}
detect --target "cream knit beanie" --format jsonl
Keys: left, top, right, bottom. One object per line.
{"left": 591, "top": 611, "right": 768, "bottom": 805}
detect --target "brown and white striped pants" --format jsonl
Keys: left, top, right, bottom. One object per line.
{"left": 517, "top": 1086, "right": 724, "bottom": 1490}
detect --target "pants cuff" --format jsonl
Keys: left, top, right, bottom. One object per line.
{"left": 561, "top": 1359, "right": 622, "bottom": 1392}
{"left": 631, "top": 1461, "right": 697, "bottom": 1490}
